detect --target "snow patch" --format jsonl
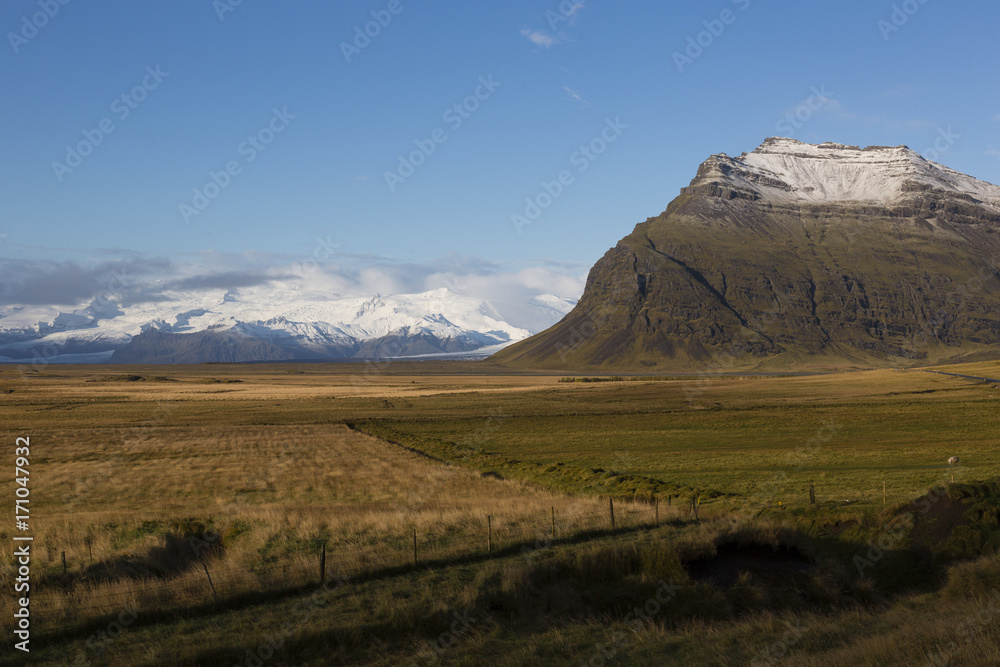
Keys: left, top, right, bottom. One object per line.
{"left": 709, "top": 137, "right": 1000, "bottom": 209}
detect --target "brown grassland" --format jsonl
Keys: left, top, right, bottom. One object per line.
{"left": 1, "top": 361, "right": 1000, "bottom": 665}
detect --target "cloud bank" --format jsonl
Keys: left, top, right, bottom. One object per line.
{"left": 0, "top": 252, "right": 587, "bottom": 333}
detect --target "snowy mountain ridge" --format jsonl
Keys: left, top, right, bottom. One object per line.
{"left": 0, "top": 286, "right": 575, "bottom": 364}
{"left": 701, "top": 137, "right": 1000, "bottom": 209}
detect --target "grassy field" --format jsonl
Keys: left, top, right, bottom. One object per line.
{"left": 349, "top": 365, "right": 1000, "bottom": 513}
{"left": 1, "top": 361, "right": 1000, "bottom": 665}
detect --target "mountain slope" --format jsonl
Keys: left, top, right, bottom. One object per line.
{"left": 493, "top": 138, "right": 1000, "bottom": 371}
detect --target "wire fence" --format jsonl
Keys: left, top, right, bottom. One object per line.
{"left": 8, "top": 496, "right": 694, "bottom": 635}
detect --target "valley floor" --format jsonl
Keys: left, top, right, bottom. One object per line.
{"left": 1, "top": 361, "right": 999, "bottom": 665}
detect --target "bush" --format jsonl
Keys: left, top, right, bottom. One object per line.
{"left": 942, "top": 552, "right": 1000, "bottom": 599}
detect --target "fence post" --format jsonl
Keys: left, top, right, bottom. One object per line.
{"left": 692, "top": 497, "right": 700, "bottom": 522}
{"left": 609, "top": 498, "right": 616, "bottom": 531}
{"left": 809, "top": 484, "right": 815, "bottom": 505}
{"left": 85, "top": 536, "right": 93, "bottom": 567}
{"left": 487, "top": 515, "right": 492, "bottom": 554}
{"left": 655, "top": 497, "right": 659, "bottom": 527}
{"left": 320, "top": 541, "right": 326, "bottom": 585}
{"left": 201, "top": 561, "right": 218, "bottom": 603}
{"left": 62, "top": 551, "right": 67, "bottom": 576}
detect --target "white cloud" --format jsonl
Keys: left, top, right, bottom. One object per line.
{"left": 423, "top": 266, "right": 584, "bottom": 332}
{"left": 563, "top": 86, "right": 590, "bottom": 107}
{"left": 0, "top": 251, "right": 588, "bottom": 334}
{"left": 520, "top": 28, "right": 558, "bottom": 48}
{"left": 523, "top": 3, "right": 587, "bottom": 50}
{"left": 270, "top": 253, "right": 587, "bottom": 332}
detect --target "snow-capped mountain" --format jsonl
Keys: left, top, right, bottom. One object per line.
{"left": 0, "top": 286, "right": 576, "bottom": 364}
{"left": 495, "top": 137, "right": 1000, "bottom": 370}
{"left": 700, "top": 137, "right": 1000, "bottom": 208}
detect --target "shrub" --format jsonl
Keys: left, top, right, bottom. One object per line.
{"left": 942, "top": 552, "right": 1000, "bottom": 599}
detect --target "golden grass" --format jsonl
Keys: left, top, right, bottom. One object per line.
{"left": 0, "top": 420, "right": 678, "bottom": 636}
{"left": 2, "top": 361, "right": 999, "bottom": 664}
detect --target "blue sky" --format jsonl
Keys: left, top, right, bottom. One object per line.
{"left": 1, "top": 0, "right": 998, "bottom": 310}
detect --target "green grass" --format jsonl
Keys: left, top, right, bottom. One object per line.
{"left": 347, "top": 370, "right": 1000, "bottom": 516}
{"left": 3, "top": 362, "right": 1000, "bottom": 664}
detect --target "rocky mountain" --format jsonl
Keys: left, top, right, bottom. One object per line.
{"left": 493, "top": 138, "right": 1000, "bottom": 370}
{"left": 0, "top": 288, "right": 574, "bottom": 364}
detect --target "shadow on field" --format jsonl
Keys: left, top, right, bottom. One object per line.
{"left": 36, "top": 517, "right": 690, "bottom": 647}
{"left": 39, "top": 480, "right": 1000, "bottom": 665}
{"left": 80, "top": 531, "right": 222, "bottom": 584}
{"left": 685, "top": 542, "right": 813, "bottom": 587}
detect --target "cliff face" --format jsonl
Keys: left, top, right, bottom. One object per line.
{"left": 493, "top": 138, "right": 1000, "bottom": 370}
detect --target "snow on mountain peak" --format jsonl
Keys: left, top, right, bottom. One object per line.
{"left": 702, "top": 137, "right": 1000, "bottom": 209}
{"left": 0, "top": 285, "right": 556, "bottom": 362}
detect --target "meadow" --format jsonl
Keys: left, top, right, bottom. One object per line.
{"left": 1, "top": 361, "right": 999, "bottom": 665}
